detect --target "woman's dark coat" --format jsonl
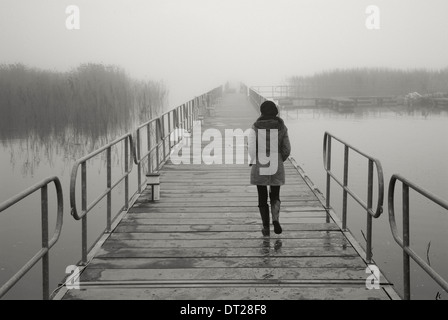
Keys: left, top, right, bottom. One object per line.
{"left": 249, "top": 116, "right": 291, "bottom": 186}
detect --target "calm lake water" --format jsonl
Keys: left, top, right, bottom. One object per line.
{"left": 1, "top": 102, "right": 447, "bottom": 299}
{"left": 282, "top": 104, "right": 448, "bottom": 300}
{"left": 0, "top": 129, "right": 142, "bottom": 300}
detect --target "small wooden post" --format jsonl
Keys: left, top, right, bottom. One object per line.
{"left": 146, "top": 173, "right": 161, "bottom": 201}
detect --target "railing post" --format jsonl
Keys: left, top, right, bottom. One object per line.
{"left": 156, "top": 120, "right": 160, "bottom": 171}
{"left": 137, "top": 130, "right": 142, "bottom": 193}
{"left": 189, "top": 101, "right": 193, "bottom": 131}
{"left": 366, "top": 160, "right": 374, "bottom": 263}
{"left": 168, "top": 112, "right": 172, "bottom": 150}
{"left": 81, "top": 162, "right": 88, "bottom": 265}
{"left": 175, "top": 110, "right": 178, "bottom": 141}
{"left": 186, "top": 102, "right": 190, "bottom": 132}
{"left": 124, "top": 137, "right": 129, "bottom": 211}
{"left": 162, "top": 117, "right": 166, "bottom": 162}
{"left": 342, "top": 146, "right": 349, "bottom": 231}
{"left": 191, "top": 101, "right": 194, "bottom": 127}
{"left": 41, "top": 185, "right": 49, "bottom": 300}
{"left": 183, "top": 104, "right": 186, "bottom": 132}
{"left": 106, "top": 146, "right": 112, "bottom": 233}
{"left": 325, "top": 137, "right": 332, "bottom": 223}
{"left": 179, "top": 105, "right": 183, "bottom": 143}
{"left": 181, "top": 105, "right": 185, "bottom": 142}
{"left": 177, "top": 107, "right": 181, "bottom": 144}
{"left": 192, "top": 101, "right": 195, "bottom": 125}
{"left": 147, "top": 123, "right": 151, "bottom": 174}
{"left": 403, "top": 183, "right": 411, "bottom": 300}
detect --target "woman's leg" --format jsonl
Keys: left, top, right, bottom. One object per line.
{"left": 257, "top": 186, "right": 269, "bottom": 207}
{"left": 257, "top": 186, "right": 270, "bottom": 236}
{"left": 269, "top": 186, "right": 280, "bottom": 202}
{"left": 270, "top": 186, "right": 282, "bottom": 234}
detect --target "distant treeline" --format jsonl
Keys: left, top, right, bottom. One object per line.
{"left": 0, "top": 63, "right": 168, "bottom": 142}
{"left": 288, "top": 68, "right": 448, "bottom": 97}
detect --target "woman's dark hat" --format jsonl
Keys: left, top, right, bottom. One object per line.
{"left": 260, "top": 101, "right": 279, "bottom": 116}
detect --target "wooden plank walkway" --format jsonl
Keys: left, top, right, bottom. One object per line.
{"left": 59, "top": 93, "right": 398, "bottom": 300}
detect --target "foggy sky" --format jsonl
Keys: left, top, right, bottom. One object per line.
{"left": 1, "top": 0, "right": 448, "bottom": 105}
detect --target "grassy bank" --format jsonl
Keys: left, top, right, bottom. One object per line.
{"left": 289, "top": 68, "right": 448, "bottom": 97}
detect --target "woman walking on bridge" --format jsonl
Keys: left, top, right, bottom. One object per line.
{"left": 249, "top": 101, "right": 291, "bottom": 236}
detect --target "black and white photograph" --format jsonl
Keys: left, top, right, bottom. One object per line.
{"left": 1, "top": 0, "right": 447, "bottom": 304}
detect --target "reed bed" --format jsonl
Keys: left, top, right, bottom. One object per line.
{"left": 0, "top": 63, "right": 168, "bottom": 145}
{"left": 289, "top": 68, "right": 448, "bottom": 97}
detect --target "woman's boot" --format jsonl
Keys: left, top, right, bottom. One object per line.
{"left": 271, "top": 199, "right": 282, "bottom": 234}
{"left": 258, "top": 205, "right": 270, "bottom": 237}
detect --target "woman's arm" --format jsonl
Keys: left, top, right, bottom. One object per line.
{"left": 281, "top": 129, "right": 291, "bottom": 162}
{"left": 248, "top": 127, "right": 257, "bottom": 165}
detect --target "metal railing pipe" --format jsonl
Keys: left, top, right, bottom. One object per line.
{"left": 388, "top": 174, "right": 448, "bottom": 299}
{"left": 0, "top": 177, "right": 63, "bottom": 300}
{"left": 323, "top": 132, "right": 384, "bottom": 263}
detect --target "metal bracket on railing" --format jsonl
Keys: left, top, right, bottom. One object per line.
{"left": 146, "top": 172, "right": 161, "bottom": 202}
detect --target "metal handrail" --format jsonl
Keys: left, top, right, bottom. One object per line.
{"left": 135, "top": 117, "right": 166, "bottom": 192}
{"left": 0, "top": 177, "right": 63, "bottom": 300}
{"left": 0, "top": 85, "right": 219, "bottom": 299}
{"left": 323, "top": 132, "right": 384, "bottom": 263}
{"left": 250, "top": 86, "right": 298, "bottom": 100}
{"left": 133, "top": 91, "right": 217, "bottom": 190}
{"left": 134, "top": 102, "right": 193, "bottom": 189}
{"left": 70, "top": 132, "right": 134, "bottom": 264}
{"left": 389, "top": 174, "right": 448, "bottom": 300}
{"left": 69, "top": 86, "right": 222, "bottom": 265}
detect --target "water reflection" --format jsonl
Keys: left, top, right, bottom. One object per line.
{"left": 0, "top": 65, "right": 169, "bottom": 299}
{"left": 1, "top": 130, "right": 112, "bottom": 176}
{"left": 0, "top": 64, "right": 168, "bottom": 177}
{"left": 274, "top": 239, "right": 283, "bottom": 252}
{"left": 260, "top": 238, "right": 283, "bottom": 256}
{"left": 0, "top": 115, "right": 162, "bottom": 177}
{"left": 261, "top": 239, "right": 270, "bottom": 255}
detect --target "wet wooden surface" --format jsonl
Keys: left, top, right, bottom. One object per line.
{"left": 61, "top": 93, "right": 396, "bottom": 300}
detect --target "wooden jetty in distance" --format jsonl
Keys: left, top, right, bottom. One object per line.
{"left": 329, "top": 98, "right": 356, "bottom": 113}
{"left": 278, "top": 96, "right": 398, "bottom": 112}
{"left": 54, "top": 93, "right": 399, "bottom": 300}
{"left": 432, "top": 98, "right": 448, "bottom": 108}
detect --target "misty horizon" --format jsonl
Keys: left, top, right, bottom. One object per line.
{"left": 1, "top": 0, "right": 448, "bottom": 105}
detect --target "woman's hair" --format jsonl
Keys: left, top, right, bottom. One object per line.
{"left": 260, "top": 100, "right": 278, "bottom": 117}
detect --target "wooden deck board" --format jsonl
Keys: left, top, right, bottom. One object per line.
{"left": 101, "top": 238, "right": 352, "bottom": 249}
{"left": 62, "top": 286, "right": 390, "bottom": 300}
{"left": 123, "top": 212, "right": 328, "bottom": 219}
{"left": 84, "top": 256, "right": 367, "bottom": 269}
{"left": 133, "top": 200, "right": 323, "bottom": 207}
{"left": 59, "top": 93, "right": 395, "bottom": 300}
{"left": 128, "top": 206, "right": 326, "bottom": 213}
{"left": 108, "top": 231, "right": 348, "bottom": 240}
{"left": 80, "top": 268, "right": 372, "bottom": 282}
{"left": 93, "top": 247, "right": 359, "bottom": 259}
{"left": 120, "top": 217, "right": 329, "bottom": 225}
{"left": 113, "top": 224, "right": 340, "bottom": 233}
